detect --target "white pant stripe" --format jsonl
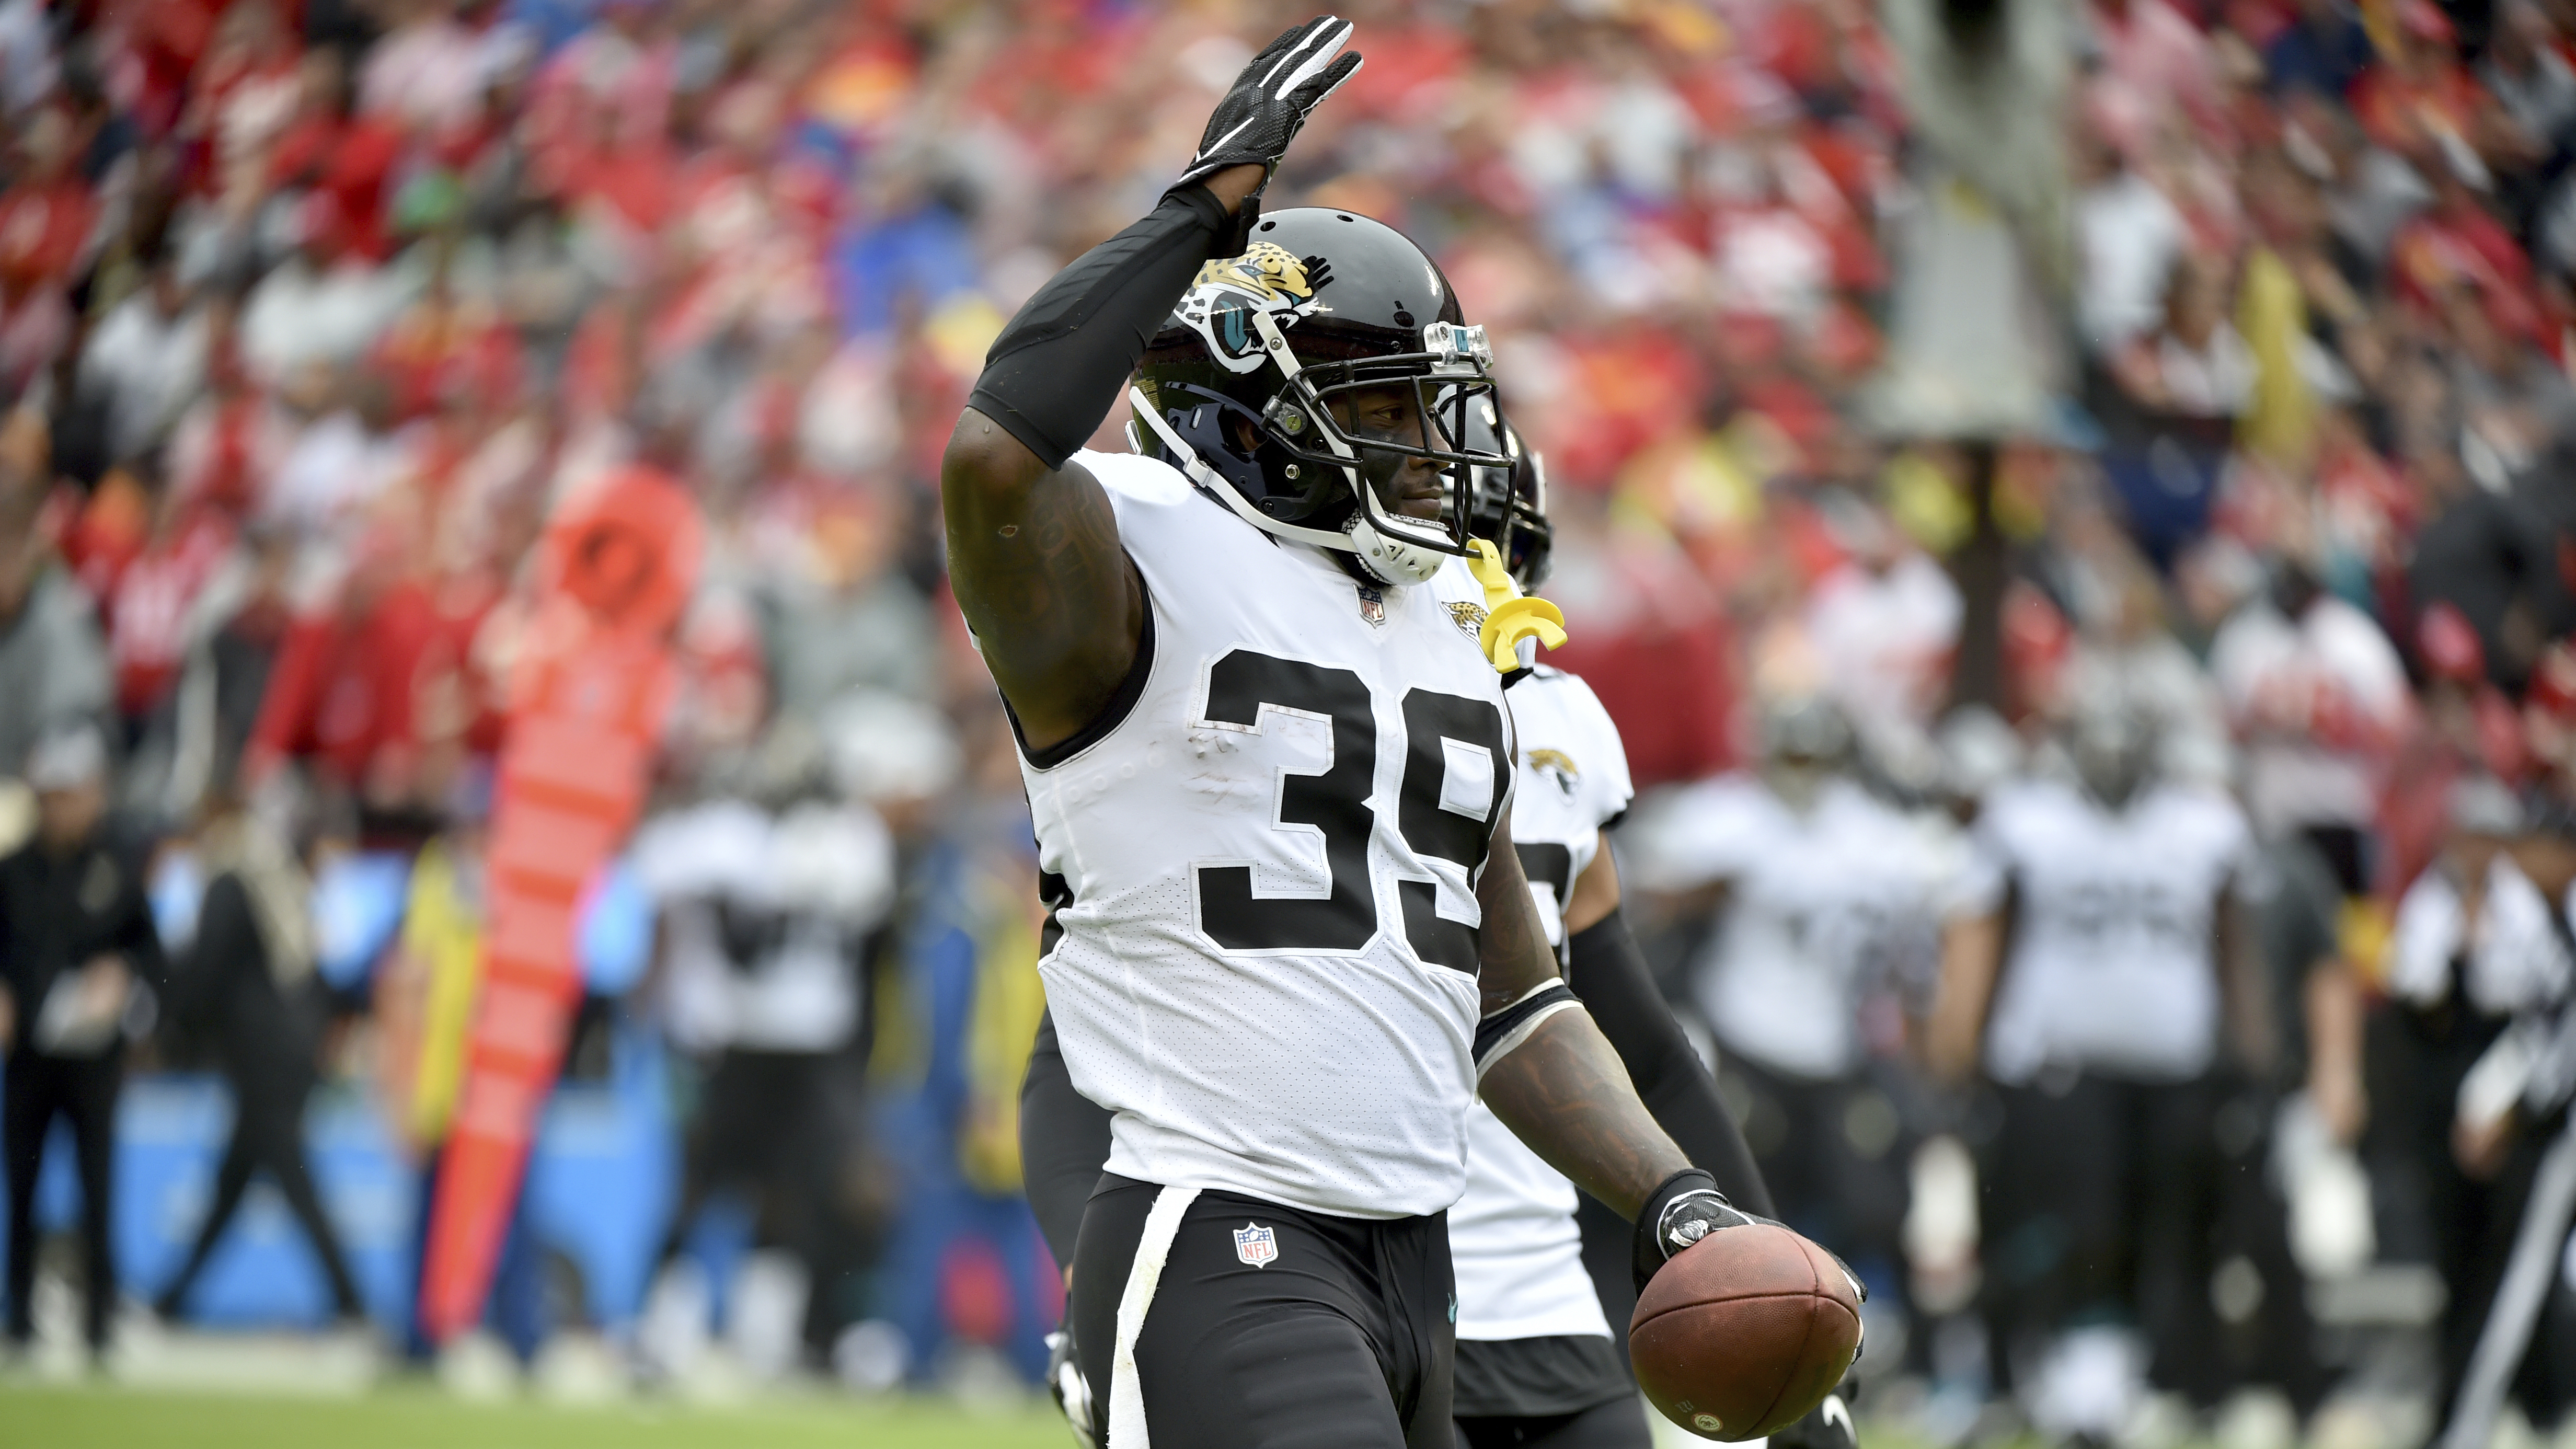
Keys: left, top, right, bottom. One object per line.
{"left": 1107, "top": 1185, "right": 1200, "bottom": 1447}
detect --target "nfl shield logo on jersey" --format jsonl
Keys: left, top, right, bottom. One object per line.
{"left": 1355, "top": 584, "right": 1387, "bottom": 627}
{"left": 1233, "top": 1223, "right": 1279, "bottom": 1268}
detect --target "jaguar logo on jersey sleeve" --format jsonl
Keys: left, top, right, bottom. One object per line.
{"left": 1445, "top": 600, "right": 1488, "bottom": 643}
{"left": 1526, "top": 748, "right": 1580, "bottom": 797}
{"left": 1170, "top": 242, "right": 1333, "bottom": 374}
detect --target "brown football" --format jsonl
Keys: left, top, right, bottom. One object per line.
{"left": 1627, "top": 1223, "right": 1863, "bottom": 1442}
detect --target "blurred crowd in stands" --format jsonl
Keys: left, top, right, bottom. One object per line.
{"left": 0, "top": 0, "right": 2573, "bottom": 1433}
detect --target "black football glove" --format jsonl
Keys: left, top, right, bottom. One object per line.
{"left": 1631, "top": 1168, "right": 1763, "bottom": 1294}
{"left": 1630, "top": 1170, "right": 1872, "bottom": 1333}
{"left": 1045, "top": 1328, "right": 1097, "bottom": 1447}
{"left": 1174, "top": 16, "right": 1364, "bottom": 194}
{"left": 1770, "top": 1392, "right": 1860, "bottom": 1449}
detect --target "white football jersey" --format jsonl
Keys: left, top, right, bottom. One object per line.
{"left": 1422, "top": 640, "right": 1636, "bottom": 1341}
{"left": 2385, "top": 855, "right": 2574, "bottom": 1017}
{"left": 630, "top": 798, "right": 894, "bottom": 1054}
{"left": 1975, "top": 778, "right": 2252, "bottom": 1085}
{"left": 1024, "top": 451, "right": 1515, "bottom": 1221}
{"left": 1637, "top": 775, "right": 1964, "bottom": 1082}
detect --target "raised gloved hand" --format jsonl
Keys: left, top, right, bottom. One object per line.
{"left": 1175, "top": 16, "right": 1364, "bottom": 193}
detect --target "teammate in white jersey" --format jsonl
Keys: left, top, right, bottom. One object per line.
{"left": 944, "top": 20, "right": 1763, "bottom": 1446}
{"left": 1927, "top": 703, "right": 2276, "bottom": 1439}
{"left": 1435, "top": 440, "right": 1842, "bottom": 1449}
{"left": 1627, "top": 699, "right": 1969, "bottom": 1339}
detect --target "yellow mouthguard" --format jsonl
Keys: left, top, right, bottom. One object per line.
{"left": 1466, "top": 540, "right": 1568, "bottom": 673}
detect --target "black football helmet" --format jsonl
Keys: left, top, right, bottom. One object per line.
{"left": 1459, "top": 401, "right": 1553, "bottom": 591}
{"left": 1129, "top": 208, "right": 1514, "bottom": 585}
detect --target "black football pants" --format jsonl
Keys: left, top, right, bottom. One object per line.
{"left": 1454, "top": 1397, "right": 1651, "bottom": 1448}
{"left": 155, "top": 1063, "right": 363, "bottom": 1320}
{"left": 1072, "top": 1174, "right": 1455, "bottom": 1448}
{"left": 4, "top": 1050, "right": 120, "bottom": 1350}
{"left": 1980, "top": 1073, "right": 2323, "bottom": 1411}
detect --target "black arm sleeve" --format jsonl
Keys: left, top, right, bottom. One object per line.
{"left": 965, "top": 185, "right": 1234, "bottom": 470}
{"left": 1566, "top": 909, "right": 1776, "bottom": 1218}
{"left": 1020, "top": 1008, "right": 1116, "bottom": 1274}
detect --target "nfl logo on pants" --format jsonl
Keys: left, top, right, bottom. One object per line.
{"left": 1234, "top": 1223, "right": 1279, "bottom": 1268}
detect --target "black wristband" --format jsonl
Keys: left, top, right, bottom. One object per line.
{"left": 966, "top": 185, "right": 1235, "bottom": 471}
{"left": 1631, "top": 1167, "right": 1720, "bottom": 1292}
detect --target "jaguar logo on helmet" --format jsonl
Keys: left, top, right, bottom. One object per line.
{"left": 1171, "top": 242, "right": 1330, "bottom": 374}
{"left": 1132, "top": 208, "right": 1517, "bottom": 589}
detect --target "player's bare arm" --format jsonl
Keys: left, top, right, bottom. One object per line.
{"left": 2304, "top": 950, "right": 2367, "bottom": 1143}
{"left": 2215, "top": 883, "right": 2279, "bottom": 1080}
{"left": 1561, "top": 837, "right": 1621, "bottom": 936}
{"left": 1928, "top": 903, "right": 2006, "bottom": 1087}
{"left": 1475, "top": 819, "right": 1684, "bottom": 1218}
{"left": 1473, "top": 809, "right": 1761, "bottom": 1275}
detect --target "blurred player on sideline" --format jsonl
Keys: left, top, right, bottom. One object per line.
{"left": 1929, "top": 703, "right": 2288, "bottom": 1442}
{"left": 1627, "top": 697, "right": 1972, "bottom": 1360}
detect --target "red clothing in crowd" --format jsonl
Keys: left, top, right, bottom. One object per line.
{"left": 62, "top": 473, "right": 152, "bottom": 607}
{"left": 0, "top": 175, "right": 97, "bottom": 287}
{"left": 246, "top": 575, "right": 498, "bottom": 789}
{"left": 372, "top": 301, "right": 526, "bottom": 421}
{"left": 1548, "top": 534, "right": 1742, "bottom": 787}
{"left": 2390, "top": 196, "right": 2535, "bottom": 318}
{"left": 268, "top": 109, "right": 405, "bottom": 259}
{"left": 110, "top": 513, "right": 233, "bottom": 717}
{"left": 124, "top": 0, "right": 231, "bottom": 133}
{"left": 2351, "top": 57, "right": 2483, "bottom": 153}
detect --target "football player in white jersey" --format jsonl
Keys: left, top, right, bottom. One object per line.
{"left": 2384, "top": 780, "right": 2575, "bottom": 1428}
{"left": 1926, "top": 703, "right": 2277, "bottom": 1441}
{"left": 1021, "top": 421, "right": 1844, "bottom": 1449}
{"left": 1436, "top": 436, "right": 1857, "bottom": 1449}
{"left": 944, "top": 20, "right": 1769, "bottom": 1446}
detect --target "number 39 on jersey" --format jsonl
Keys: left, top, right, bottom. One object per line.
{"left": 1189, "top": 648, "right": 1510, "bottom": 973}
{"left": 1018, "top": 447, "right": 1519, "bottom": 1219}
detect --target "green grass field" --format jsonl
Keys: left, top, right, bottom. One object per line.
{"left": 0, "top": 1382, "right": 1075, "bottom": 1448}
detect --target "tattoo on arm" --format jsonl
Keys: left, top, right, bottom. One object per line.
{"left": 940, "top": 408, "right": 1144, "bottom": 751}
{"left": 1480, "top": 1008, "right": 1692, "bottom": 1221}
